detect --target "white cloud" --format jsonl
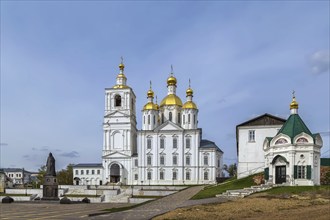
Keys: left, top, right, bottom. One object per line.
{"left": 309, "top": 50, "right": 330, "bottom": 74}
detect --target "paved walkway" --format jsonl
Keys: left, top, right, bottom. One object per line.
{"left": 92, "top": 186, "right": 229, "bottom": 220}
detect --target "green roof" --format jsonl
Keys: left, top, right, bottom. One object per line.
{"left": 277, "top": 114, "right": 313, "bottom": 141}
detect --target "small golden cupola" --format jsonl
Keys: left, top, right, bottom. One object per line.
{"left": 290, "top": 91, "right": 299, "bottom": 114}
{"left": 113, "top": 57, "right": 129, "bottom": 89}
{"left": 183, "top": 79, "right": 197, "bottom": 109}
{"left": 143, "top": 81, "right": 159, "bottom": 110}
{"left": 160, "top": 66, "right": 183, "bottom": 107}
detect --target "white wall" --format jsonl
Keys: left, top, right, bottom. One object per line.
{"left": 238, "top": 125, "right": 282, "bottom": 178}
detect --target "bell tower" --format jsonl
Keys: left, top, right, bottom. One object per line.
{"left": 102, "top": 59, "right": 137, "bottom": 184}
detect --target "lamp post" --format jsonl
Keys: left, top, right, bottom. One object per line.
{"left": 141, "top": 181, "right": 143, "bottom": 190}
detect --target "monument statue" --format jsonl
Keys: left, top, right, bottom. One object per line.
{"left": 42, "top": 152, "right": 59, "bottom": 200}
{"left": 46, "top": 153, "right": 56, "bottom": 176}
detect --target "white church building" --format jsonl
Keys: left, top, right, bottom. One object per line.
{"left": 73, "top": 61, "right": 223, "bottom": 185}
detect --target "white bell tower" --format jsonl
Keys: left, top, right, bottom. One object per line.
{"left": 102, "top": 59, "right": 137, "bottom": 185}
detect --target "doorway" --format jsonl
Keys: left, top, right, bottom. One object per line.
{"left": 275, "top": 166, "right": 286, "bottom": 184}
{"left": 110, "top": 164, "right": 120, "bottom": 183}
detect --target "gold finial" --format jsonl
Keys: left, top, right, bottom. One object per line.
{"left": 186, "top": 79, "right": 193, "bottom": 97}
{"left": 290, "top": 90, "right": 298, "bottom": 110}
{"left": 119, "top": 56, "right": 125, "bottom": 70}
{"left": 147, "top": 81, "right": 154, "bottom": 98}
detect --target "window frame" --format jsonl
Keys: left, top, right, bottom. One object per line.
{"left": 248, "top": 130, "right": 255, "bottom": 142}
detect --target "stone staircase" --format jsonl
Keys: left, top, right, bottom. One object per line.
{"left": 216, "top": 183, "right": 275, "bottom": 198}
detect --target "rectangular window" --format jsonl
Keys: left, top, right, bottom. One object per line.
{"left": 297, "top": 166, "right": 306, "bottom": 179}
{"left": 153, "top": 115, "right": 156, "bottom": 125}
{"left": 173, "top": 138, "right": 177, "bottom": 148}
{"left": 135, "top": 159, "right": 138, "bottom": 167}
{"left": 188, "top": 114, "right": 191, "bottom": 123}
{"left": 186, "top": 138, "right": 190, "bottom": 148}
{"left": 204, "top": 172, "right": 209, "bottom": 180}
{"left": 81, "top": 170, "right": 84, "bottom": 175}
{"left": 147, "top": 156, "right": 152, "bottom": 165}
{"left": 160, "top": 171, "right": 164, "bottom": 180}
{"left": 204, "top": 156, "right": 208, "bottom": 165}
{"left": 160, "top": 138, "right": 165, "bottom": 149}
{"left": 178, "top": 113, "right": 181, "bottom": 124}
{"left": 160, "top": 156, "right": 165, "bottom": 165}
{"left": 75, "top": 170, "right": 78, "bottom": 175}
{"left": 173, "top": 171, "right": 177, "bottom": 180}
{"left": 97, "top": 170, "right": 100, "bottom": 175}
{"left": 183, "top": 115, "right": 185, "bottom": 124}
{"left": 92, "top": 170, "right": 95, "bottom": 175}
{"left": 147, "top": 139, "right": 152, "bottom": 149}
{"left": 186, "top": 156, "right": 190, "bottom": 165}
{"left": 134, "top": 174, "right": 138, "bottom": 180}
{"left": 173, "top": 155, "right": 178, "bottom": 165}
{"left": 186, "top": 171, "right": 190, "bottom": 180}
{"left": 248, "top": 130, "right": 255, "bottom": 142}
{"left": 147, "top": 172, "right": 152, "bottom": 180}
{"left": 148, "top": 115, "right": 150, "bottom": 124}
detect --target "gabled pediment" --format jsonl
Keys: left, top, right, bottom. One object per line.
{"left": 154, "top": 121, "right": 184, "bottom": 132}
{"left": 104, "top": 111, "right": 130, "bottom": 118}
{"left": 103, "top": 151, "right": 131, "bottom": 159}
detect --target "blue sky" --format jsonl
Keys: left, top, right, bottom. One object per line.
{"left": 1, "top": 1, "right": 329, "bottom": 171}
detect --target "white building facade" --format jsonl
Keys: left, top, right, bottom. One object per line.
{"left": 73, "top": 62, "right": 223, "bottom": 185}
{"left": 263, "top": 95, "right": 323, "bottom": 186}
{"left": 236, "top": 114, "right": 286, "bottom": 179}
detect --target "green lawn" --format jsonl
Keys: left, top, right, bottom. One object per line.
{"left": 264, "top": 185, "right": 330, "bottom": 195}
{"left": 191, "top": 175, "right": 257, "bottom": 200}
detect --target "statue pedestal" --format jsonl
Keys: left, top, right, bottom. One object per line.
{"left": 42, "top": 175, "right": 59, "bottom": 200}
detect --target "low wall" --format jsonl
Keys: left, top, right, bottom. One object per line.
{"left": 61, "top": 196, "right": 103, "bottom": 203}
{"left": 0, "top": 195, "right": 33, "bottom": 202}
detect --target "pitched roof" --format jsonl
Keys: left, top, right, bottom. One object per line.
{"left": 72, "top": 163, "right": 103, "bottom": 168}
{"left": 236, "top": 113, "right": 286, "bottom": 127}
{"left": 200, "top": 139, "right": 223, "bottom": 153}
{"left": 277, "top": 114, "right": 313, "bottom": 141}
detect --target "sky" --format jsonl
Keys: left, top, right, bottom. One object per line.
{"left": 1, "top": 1, "right": 329, "bottom": 171}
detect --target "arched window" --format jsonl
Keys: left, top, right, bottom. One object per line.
{"left": 188, "top": 114, "right": 191, "bottom": 123}
{"left": 186, "top": 171, "right": 190, "bottom": 180}
{"left": 275, "top": 138, "right": 288, "bottom": 145}
{"left": 193, "top": 114, "right": 196, "bottom": 124}
{"left": 160, "top": 171, "right": 164, "bottom": 180}
{"left": 186, "top": 156, "right": 190, "bottom": 165}
{"left": 186, "top": 138, "right": 191, "bottom": 148}
{"left": 147, "top": 156, "right": 152, "bottom": 165}
{"left": 173, "top": 137, "right": 178, "bottom": 149}
{"left": 147, "top": 138, "right": 152, "bottom": 149}
{"left": 161, "top": 113, "right": 164, "bottom": 123}
{"left": 172, "top": 171, "right": 177, "bottom": 180}
{"left": 297, "top": 137, "right": 308, "bottom": 143}
{"left": 204, "top": 171, "right": 209, "bottom": 180}
{"left": 169, "top": 112, "right": 172, "bottom": 121}
{"left": 148, "top": 115, "right": 150, "bottom": 125}
{"left": 147, "top": 171, "right": 152, "bottom": 180}
{"left": 204, "top": 155, "right": 208, "bottom": 165}
{"left": 153, "top": 115, "right": 156, "bottom": 125}
{"left": 115, "top": 95, "right": 121, "bottom": 107}
{"left": 178, "top": 113, "right": 181, "bottom": 124}
{"left": 160, "top": 156, "right": 165, "bottom": 165}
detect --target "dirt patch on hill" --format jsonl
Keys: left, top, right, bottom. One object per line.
{"left": 153, "top": 196, "right": 330, "bottom": 220}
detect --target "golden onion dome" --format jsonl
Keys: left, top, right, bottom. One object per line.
{"left": 119, "top": 62, "right": 125, "bottom": 70}
{"left": 143, "top": 102, "right": 159, "bottom": 110}
{"left": 147, "top": 89, "right": 154, "bottom": 98}
{"left": 186, "top": 88, "right": 193, "bottom": 97}
{"left": 117, "top": 73, "right": 127, "bottom": 79}
{"left": 160, "top": 94, "right": 182, "bottom": 107}
{"left": 167, "top": 75, "right": 177, "bottom": 86}
{"left": 183, "top": 101, "right": 198, "bottom": 109}
{"left": 290, "top": 97, "right": 299, "bottom": 109}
